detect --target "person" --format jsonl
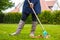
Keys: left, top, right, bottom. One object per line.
{"left": 11, "top": 0, "right": 41, "bottom": 37}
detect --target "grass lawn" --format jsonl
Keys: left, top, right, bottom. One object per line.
{"left": 0, "top": 24, "right": 60, "bottom": 40}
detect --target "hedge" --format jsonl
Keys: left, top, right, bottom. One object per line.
{"left": 0, "top": 12, "right": 4, "bottom": 23}
{"left": 3, "top": 12, "right": 21, "bottom": 23}
{"left": 0, "top": 10, "right": 60, "bottom": 24}
{"left": 38, "top": 10, "right": 52, "bottom": 24}
{"left": 52, "top": 10, "right": 60, "bottom": 24}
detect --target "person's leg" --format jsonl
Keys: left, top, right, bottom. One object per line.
{"left": 30, "top": 13, "right": 38, "bottom": 37}
{"left": 11, "top": 13, "right": 29, "bottom": 35}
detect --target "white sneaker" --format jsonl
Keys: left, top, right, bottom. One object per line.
{"left": 30, "top": 33, "right": 34, "bottom": 37}
{"left": 10, "top": 32, "right": 17, "bottom": 36}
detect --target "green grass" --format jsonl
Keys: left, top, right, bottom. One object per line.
{"left": 0, "top": 24, "right": 60, "bottom": 40}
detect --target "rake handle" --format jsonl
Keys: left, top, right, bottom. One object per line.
{"left": 28, "top": 0, "right": 44, "bottom": 30}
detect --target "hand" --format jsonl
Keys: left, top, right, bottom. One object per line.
{"left": 29, "top": 3, "right": 34, "bottom": 8}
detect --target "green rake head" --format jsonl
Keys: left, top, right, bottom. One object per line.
{"left": 43, "top": 30, "right": 48, "bottom": 38}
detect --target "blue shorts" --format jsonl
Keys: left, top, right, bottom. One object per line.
{"left": 22, "top": 0, "right": 41, "bottom": 14}
{"left": 21, "top": 12, "right": 38, "bottom": 21}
